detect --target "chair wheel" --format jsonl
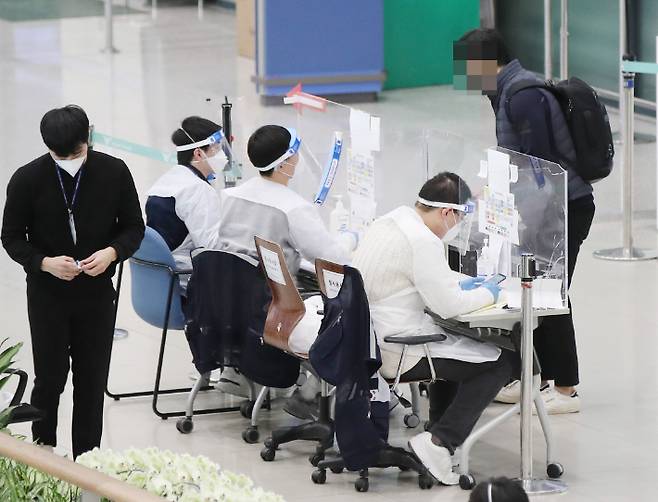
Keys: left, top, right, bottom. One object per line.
{"left": 404, "top": 413, "right": 421, "bottom": 428}
{"left": 260, "top": 447, "right": 276, "bottom": 462}
{"left": 330, "top": 466, "right": 344, "bottom": 474}
{"left": 309, "top": 453, "right": 324, "bottom": 467}
{"left": 355, "top": 477, "right": 369, "bottom": 492}
{"left": 419, "top": 473, "right": 434, "bottom": 490}
{"left": 242, "top": 426, "right": 259, "bottom": 444}
{"left": 264, "top": 437, "right": 274, "bottom": 449}
{"left": 176, "top": 418, "right": 193, "bottom": 434}
{"left": 311, "top": 469, "right": 327, "bottom": 484}
{"left": 459, "top": 474, "right": 476, "bottom": 490}
{"left": 423, "top": 420, "right": 432, "bottom": 432}
{"left": 547, "top": 462, "right": 564, "bottom": 478}
{"left": 240, "top": 401, "right": 255, "bottom": 419}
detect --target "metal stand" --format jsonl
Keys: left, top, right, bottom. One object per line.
{"left": 544, "top": 0, "right": 552, "bottom": 79}
{"left": 103, "top": 0, "right": 118, "bottom": 53}
{"left": 559, "top": 0, "right": 568, "bottom": 80}
{"left": 594, "top": 72, "right": 658, "bottom": 261}
{"left": 516, "top": 254, "right": 568, "bottom": 495}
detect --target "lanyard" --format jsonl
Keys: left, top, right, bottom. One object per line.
{"left": 55, "top": 167, "right": 83, "bottom": 244}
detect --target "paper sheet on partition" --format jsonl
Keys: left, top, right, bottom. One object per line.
{"left": 260, "top": 247, "right": 286, "bottom": 285}
{"left": 349, "top": 108, "right": 380, "bottom": 153}
{"left": 347, "top": 150, "right": 375, "bottom": 200}
{"left": 349, "top": 194, "right": 377, "bottom": 238}
{"left": 323, "top": 270, "right": 344, "bottom": 299}
{"left": 503, "top": 277, "right": 564, "bottom": 309}
{"left": 487, "top": 149, "right": 511, "bottom": 194}
{"left": 478, "top": 187, "right": 520, "bottom": 245}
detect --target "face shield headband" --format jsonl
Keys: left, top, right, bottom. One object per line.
{"left": 175, "top": 129, "right": 225, "bottom": 152}
{"left": 255, "top": 127, "right": 301, "bottom": 172}
{"left": 416, "top": 197, "right": 475, "bottom": 215}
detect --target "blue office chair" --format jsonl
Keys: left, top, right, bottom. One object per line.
{"left": 106, "top": 226, "right": 218, "bottom": 420}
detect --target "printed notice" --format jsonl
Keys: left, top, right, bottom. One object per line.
{"left": 323, "top": 270, "right": 344, "bottom": 299}
{"left": 260, "top": 247, "right": 286, "bottom": 285}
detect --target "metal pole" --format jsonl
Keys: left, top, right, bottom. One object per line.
{"left": 198, "top": 0, "right": 204, "bottom": 20}
{"left": 519, "top": 254, "right": 535, "bottom": 483}
{"left": 516, "top": 255, "right": 568, "bottom": 495}
{"left": 622, "top": 72, "right": 634, "bottom": 254}
{"left": 151, "top": 0, "right": 157, "bottom": 20}
{"left": 559, "top": 0, "right": 568, "bottom": 80}
{"left": 103, "top": 0, "right": 118, "bottom": 53}
{"left": 593, "top": 72, "right": 658, "bottom": 261}
{"left": 544, "top": 0, "right": 552, "bottom": 79}
{"left": 619, "top": 0, "right": 626, "bottom": 140}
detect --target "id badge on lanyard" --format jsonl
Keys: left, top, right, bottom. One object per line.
{"left": 55, "top": 167, "right": 83, "bottom": 245}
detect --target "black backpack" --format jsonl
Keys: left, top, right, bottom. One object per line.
{"left": 506, "top": 77, "right": 614, "bottom": 182}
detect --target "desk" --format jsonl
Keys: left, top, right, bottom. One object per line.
{"left": 455, "top": 307, "right": 570, "bottom": 330}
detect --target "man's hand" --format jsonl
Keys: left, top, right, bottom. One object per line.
{"left": 79, "top": 247, "right": 117, "bottom": 277}
{"left": 41, "top": 256, "right": 81, "bottom": 281}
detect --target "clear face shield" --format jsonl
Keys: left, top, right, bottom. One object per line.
{"left": 416, "top": 197, "right": 475, "bottom": 255}
{"left": 176, "top": 129, "right": 235, "bottom": 183}
{"left": 254, "top": 126, "right": 302, "bottom": 176}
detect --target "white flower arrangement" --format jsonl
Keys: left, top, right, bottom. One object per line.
{"left": 77, "top": 447, "right": 285, "bottom": 502}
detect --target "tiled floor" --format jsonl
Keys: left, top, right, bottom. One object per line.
{"left": 1, "top": 4, "right": 657, "bottom": 501}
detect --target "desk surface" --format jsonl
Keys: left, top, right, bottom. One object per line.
{"left": 455, "top": 306, "right": 570, "bottom": 324}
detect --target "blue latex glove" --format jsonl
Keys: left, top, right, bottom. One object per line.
{"left": 459, "top": 276, "right": 486, "bottom": 291}
{"left": 481, "top": 281, "right": 501, "bottom": 302}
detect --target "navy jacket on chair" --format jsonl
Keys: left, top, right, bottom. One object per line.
{"left": 185, "top": 249, "right": 300, "bottom": 387}
{"left": 309, "top": 265, "right": 388, "bottom": 471}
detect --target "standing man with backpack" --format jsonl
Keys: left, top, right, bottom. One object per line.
{"left": 454, "top": 29, "right": 614, "bottom": 414}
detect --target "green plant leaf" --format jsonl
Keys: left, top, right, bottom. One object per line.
{"left": 0, "top": 406, "right": 16, "bottom": 430}
{"left": 0, "top": 342, "right": 23, "bottom": 373}
{"left": 0, "top": 374, "right": 12, "bottom": 393}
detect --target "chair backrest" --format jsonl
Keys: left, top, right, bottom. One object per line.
{"left": 129, "top": 227, "right": 185, "bottom": 330}
{"left": 315, "top": 259, "right": 346, "bottom": 300}
{"left": 254, "top": 236, "right": 306, "bottom": 352}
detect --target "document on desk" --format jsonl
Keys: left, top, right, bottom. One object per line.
{"left": 503, "top": 277, "right": 564, "bottom": 309}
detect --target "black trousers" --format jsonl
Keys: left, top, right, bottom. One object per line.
{"left": 534, "top": 195, "right": 595, "bottom": 387}
{"left": 402, "top": 350, "right": 516, "bottom": 454}
{"left": 27, "top": 282, "right": 115, "bottom": 458}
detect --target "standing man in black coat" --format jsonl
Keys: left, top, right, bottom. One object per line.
{"left": 1, "top": 105, "right": 145, "bottom": 457}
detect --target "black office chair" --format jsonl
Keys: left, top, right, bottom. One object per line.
{"left": 310, "top": 259, "right": 435, "bottom": 493}
{"left": 254, "top": 237, "right": 333, "bottom": 466}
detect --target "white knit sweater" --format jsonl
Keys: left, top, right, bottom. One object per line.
{"left": 353, "top": 206, "right": 501, "bottom": 378}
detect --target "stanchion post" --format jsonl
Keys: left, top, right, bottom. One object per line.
{"left": 593, "top": 70, "right": 658, "bottom": 261}
{"left": 559, "top": 0, "right": 568, "bottom": 80}
{"left": 103, "top": 0, "right": 118, "bottom": 54}
{"left": 516, "top": 255, "right": 568, "bottom": 495}
{"left": 544, "top": 0, "right": 553, "bottom": 79}
{"left": 519, "top": 254, "right": 535, "bottom": 484}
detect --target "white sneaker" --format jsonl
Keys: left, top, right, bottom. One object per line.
{"left": 188, "top": 369, "right": 221, "bottom": 384}
{"left": 534, "top": 387, "right": 580, "bottom": 415}
{"left": 217, "top": 367, "right": 251, "bottom": 399}
{"left": 451, "top": 447, "right": 462, "bottom": 468}
{"left": 408, "top": 432, "right": 459, "bottom": 485}
{"left": 494, "top": 380, "right": 521, "bottom": 404}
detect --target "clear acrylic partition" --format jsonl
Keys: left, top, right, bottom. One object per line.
{"left": 418, "top": 130, "right": 568, "bottom": 309}
{"left": 280, "top": 96, "right": 380, "bottom": 240}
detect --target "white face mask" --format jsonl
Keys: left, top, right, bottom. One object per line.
{"left": 52, "top": 154, "right": 86, "bottom": 178}
{"left": 442, "top": 212, "right": 462, "bottom": 243}
{"left": 205, "top": 149, "right": 228, "bottom": 172}
{"left": 277, "top": 160, "right": 295, "bottom": 180}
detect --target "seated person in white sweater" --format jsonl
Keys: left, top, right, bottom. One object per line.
{"left": 352, "top": 172, "right": 515, "bottom": 486}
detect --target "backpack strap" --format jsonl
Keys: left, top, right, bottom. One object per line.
{"left": 503, "top": 80, "right": 561, "bottom": 165}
